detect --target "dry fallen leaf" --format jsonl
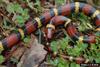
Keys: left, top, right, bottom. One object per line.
{"left": 17, "top": 34, "right": 47, "bottom": 67}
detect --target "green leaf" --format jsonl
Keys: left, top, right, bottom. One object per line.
{"left": 57, "top": 58, "right": 69, "bottom": 67}
{"left": 90, "top": 44, "right": 97, "bottom": 50}
{"left": 77, "top": 42, "right": 88, "bottom": 51}
{"left": 59, "top": 38, "right": 67, "bottom": 50}
{"left": 58, "top": 63, "right": 65, "bottom": 67}
{"left": 55, "top": 0, "right": 65, "bottom": 6}
{"left": 23, "top": 36, "right": 30, "bottom": 43}
{"left": 7, "top": 3, "right": 15, "bottom": 13}
{"left": 16, "top": 15, "right": 25, "bottom": 26}
{"left": 10, "top": 57, "right": 18, "bottom": 64}
{"left": 22, "top": 9, "right": 29, "bottom": 20}
{"left": 70, "top": 62, "right": 80, "bottom": 67}
{"left": 7, "top": 3, "right": 23, "bottom": 13}
{"left": 14, "top": 3, "right": 23, "bottom": 13}
{"left": 26, "top": 0, "right": 34, "bottom": 9}
{"left": 51, "top": 41, "right": 58, "bottom": 52}
{"left": 95, "top": 32, "right": 100, "bottom": 36}
{"left": 95, "top": 58, "right": 100, "bottom": 63}
{"left": 0, "top": 55, "right": 5, "bottom": 64}
{"left": 50, "top": 58, "right": 59, "bottom": 66}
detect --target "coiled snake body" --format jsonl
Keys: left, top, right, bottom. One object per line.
{"left": 0, "top": 2, "right": 100, "bottom": 51}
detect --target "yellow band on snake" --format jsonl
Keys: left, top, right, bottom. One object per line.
{"left": 92, "top": 10, "right": 100, "bottom": 18}
{"left": 64, "top": 19, "right": 71, "bottom": 27}
{"left": 95, "top": 28, "right": 100, "bottom": 31}
{"left": 18, "top": 29, "right": 24, "bottom": 39}
{"left": 46, "top": 24, "right": 55, "bottom": 30}
{"left": 34, "top": 17, "right": 42, "bottom": 28}
{"left": 53, "top": 8, "right": 58, "bottom": 16}
{"left": 75, "top": 2, "right": 79, "bottom": 13}
{"left": 0, "top": 42, "right": 4, "bottom": 51}
{"left": 78, "top": 36, "right": 83, "bottom": 42}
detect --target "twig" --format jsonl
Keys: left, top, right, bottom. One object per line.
{"left": 0, "top": 9, "right": 16, "bottom": 26}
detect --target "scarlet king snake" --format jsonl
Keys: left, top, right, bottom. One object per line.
{"left": 0, "top": 2, "right": 100, "bottom": 51}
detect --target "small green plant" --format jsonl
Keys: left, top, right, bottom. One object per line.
{"left": 7, "top": 3, "right": 29, "bottom": 27}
